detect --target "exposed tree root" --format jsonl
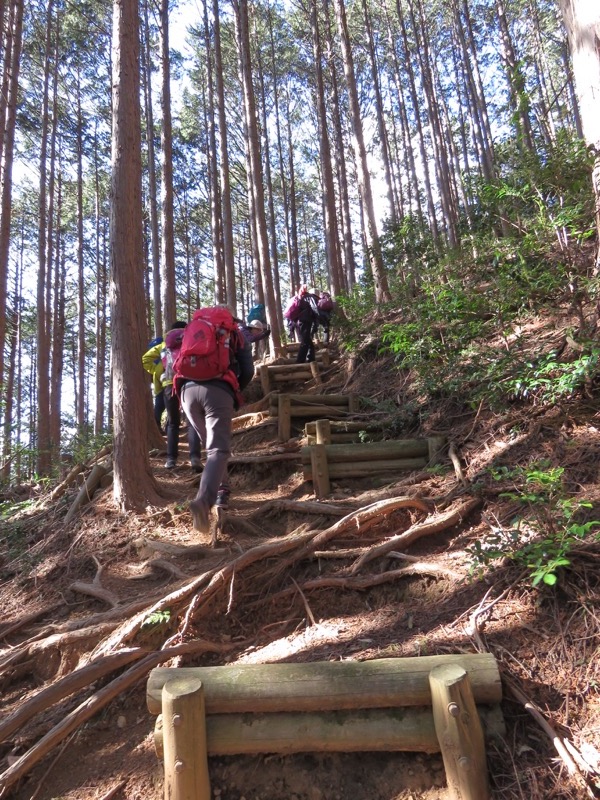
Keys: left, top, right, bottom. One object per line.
{"left": 0, "top": 490, "right": 484, "bottom": 793}
{"left": 0, "top": 639, "right": 235, "bottom": 798}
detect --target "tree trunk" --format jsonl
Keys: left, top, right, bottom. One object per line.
{"left": 36, "top": 0, "right": 55, "bottom": 477}
{"left": 0, "top": 0, "right": 23, "bottom": 420}
{"left": 495, "top": 0, "right": 535, "bottom": 152}
{"left": 309, "top": 0, "right": 342, "bottom": 297}
{"left": 212, "top": 0, "right": 237, "bottom": 313}
{"left": 76, "top": 73, "right": 86, "bottom": 433}
{"left": 232, "top": 0, "right": 283, "bottom": 351}
{"left": 203, "top": 0, "right": 226, "bottom": 306}
{"left": 360, "top": 0, "right": 397, "bottom": 226}
{"left": 159, "top": 0, "right": 176, "bottom": 331}
{"left": 558, "top": 0, "right": 600, "bottom": 260}
{"left": 142, "top": 0, "right": 162, "bottom": 336}
{"left": 332, "top": 0, "right": 390, "bottom": 303}
{"left": 110, "top": 0, "right": 160, "bottom": 510}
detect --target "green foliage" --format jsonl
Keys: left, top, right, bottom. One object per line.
{"left": 506, "top": 348, "right": 600, "bottom": 404}
{"left": 62, "top": 428, "right": 113, "bottom": 466}
{"left": 468, "top": 462, "right": 600, "bottom": 587}
{"left": 141, "top": 609, "right": 171, "bottom": 629}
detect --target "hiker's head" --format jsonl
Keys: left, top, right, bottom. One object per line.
{"left": 249, "top": 320, "right": 264, "bottom": 330}
{"left": 169, "top": 321, "right": 187, "bottom": 330}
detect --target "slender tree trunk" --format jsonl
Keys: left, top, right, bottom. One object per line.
{"left": 142, "top": 0, "right": 162, "bottom": 336}
{"left": 332, "top": 0, "right": 390, "bottom": 303}
{"left": 266, "top": 5, "right": 288, "bottom": 330}
{"left": 212, "top": 0, "right": 237, "bottom": 312}
{"left": 49, "top": 165, "right": 64, "bottom": 456}
{"left": 495, "top": 0, "right": 535, "bottom": 151}
{"left": 0, "top": 0, "right": 23, "bottom": 402}
{"left": 360, "top": 0, "right": 397, "bottom": 226}
{"left": 36, "top": 0, "right": 55, "bottom": 476}
{"left": 256, "top": 42, "right": 283, "bottom": 324}
{"left": 396, "top": 0, "right": 439, "bottom": 244}
{"left": 324, "top": 0, "right": 355, "bottom": 291}
{"left": 309, "top": 0, "right": 342, "bottom": 297}
{"left": 203, "top": 0, "right": 226, "bottom": 305}
{"left": 232, "top": 0, "right": 282, "bottom": 350}
{"left": 110, "top": 0, "right": 160, "bottom": 510}
{"left": 76, "top": 73, "right": 86, "bottom": 433}
{"left": 285, "top": 83, "right": 301, "bottom": 293}
{"left": 558, "top": 0, "right": 600, "bottom": 263}
{"left": 159, "top": 0, "right": 176, "bottom": 330}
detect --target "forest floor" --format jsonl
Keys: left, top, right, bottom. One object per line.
{"left": 1, "top": 309, "right": 600, "bottom": 800}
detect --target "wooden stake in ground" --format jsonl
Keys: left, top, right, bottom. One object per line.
{"left": 429, "top": 663, "right": 490, "bottom": 800}
{"left": 162, "top": 677, "right": 211, "bottom": 800}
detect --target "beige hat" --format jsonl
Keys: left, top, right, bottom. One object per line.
{"left": 249, "top": 319, "right": 264, "bottom": 330}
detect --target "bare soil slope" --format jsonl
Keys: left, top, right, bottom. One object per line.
{"left": 1, "top": 314, "right": 599, "bottom": 800}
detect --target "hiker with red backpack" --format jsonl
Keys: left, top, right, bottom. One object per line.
{"left": 142, "top": 322, "right": 202, "bottom": 471}
{"left": 173, "top": 306, "right": 254, "bottom": 533}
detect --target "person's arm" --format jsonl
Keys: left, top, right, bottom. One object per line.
{"left": 142, "top": 344, "right": 162, "bottom": 375}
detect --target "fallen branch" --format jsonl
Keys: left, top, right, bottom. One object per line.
{"left": 504, "top": 678, "right": 596, "bottom": 799}
{"left": 0, "top": 648, "right": 146, "bottom": 745}
{"left": 64, "top": 460, "right": 112, "bottom": 524}
{"left": 0, "top": 639, "right": 235, "bottom": 798}
{"left": 69, "top": 557, "right": 120, "bottom": 608}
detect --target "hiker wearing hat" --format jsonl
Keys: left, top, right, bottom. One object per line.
{"left": 240, "top": 318, "right": 271, "bottom": 359}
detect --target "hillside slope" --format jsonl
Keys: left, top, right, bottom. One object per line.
{"left": 1, "top": 297, "right": 599, "bottom": 800}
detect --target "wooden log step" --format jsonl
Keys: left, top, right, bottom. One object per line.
{"left": 305, "top": 420, "right": 379, "bottom": 433}
{"left": 268, "top": 364, "right": 317, "bottom": 375}
{"left": 303, "top": 457, "right": 428, "bottom": 480}
{"left": 147, "top": 654, "right": 502, "bottom": 715}
{"left": 272, "top": 393, "right": 351, "bottom": 407}
{"left": 301, "top": 439, "right": 429, "bottom": 464}
{"left": 275, "top": 404, "right": 350, "bottom": 418}
{"left": 306, "top": 432, "right": 384, "bottom": 445}
{"left": 153, "top": 705, "right": 504, "bottom": 758}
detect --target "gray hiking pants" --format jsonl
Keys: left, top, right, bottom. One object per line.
{"left": 180, "top": 381, "right": 234, "bottom": 508}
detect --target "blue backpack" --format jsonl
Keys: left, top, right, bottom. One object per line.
{"left": 247, "top": 303, "right": 266, "bottom": 324}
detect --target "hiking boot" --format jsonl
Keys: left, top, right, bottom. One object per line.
{"left": 215, "top": 488, "right": 230, "bottom": 508}
{"left": 190, "top": 456, "right": 203, "bottom": 473}
{"left": 189, "top": 499, "right": 210, "bottom": 533}
{"left": 165, "top": 457, "right": 177, "bottom": 469}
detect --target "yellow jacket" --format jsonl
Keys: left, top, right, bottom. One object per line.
{"left": 142, "top": 342, "right": 167, "bottom": 393}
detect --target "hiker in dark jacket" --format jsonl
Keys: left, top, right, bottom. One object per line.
{"left": 295, "top": 286, "right": 320, "bottom": 363}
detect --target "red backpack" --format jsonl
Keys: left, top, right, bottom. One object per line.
{"left": 173, "top": 307, "right": 242, "bottom": 389}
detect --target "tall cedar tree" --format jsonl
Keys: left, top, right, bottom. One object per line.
{"left": 110, "top": 0, "right": 160, "bottom": 510}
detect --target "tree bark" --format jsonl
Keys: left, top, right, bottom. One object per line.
{"left": 558, "top": 0, "right": 600, "bottom": 260}
{"left": 110, "top": 0, "right": 161, "bottom": 510}
{"left": 332, "top": 0, "right": 390, "bottom": 303}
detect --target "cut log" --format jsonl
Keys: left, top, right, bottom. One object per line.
{"left": 301, "top": 440, "right": 429, "bottom": 464}
{"left": 162, "top": 678, "right": 211, "bottom": 800}
{"left": 273, "top": 393, "right": 353, "bottom": 406}
{"left": 153, "top": 705, "right": 504, "bottom": 758}
{"left": 303, "top": 457, "right": 428, "bottom": 480}
{"left": 147, "top": 654, "right": 502, "bottom": 715}
{"left": 429, "top": 664, "right": 490, "bottom": 800}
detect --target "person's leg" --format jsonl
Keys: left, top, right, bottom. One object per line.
{"left": 196, "top": 384, "right": 234, "bottom": 508}
{"left": 154, "top": 390, "right": 166, "bottom": 432}
{"left": 296, "top": 321, "right": 311, "bottom": 362}
{"left": 187, "top": 423, "right": 202, "bottom": 471}
{"left": 163, "top": 385, "right": 181, "bottom": 467}
{"left": 180, "top": 383, "right": 233, "bottom": 532}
